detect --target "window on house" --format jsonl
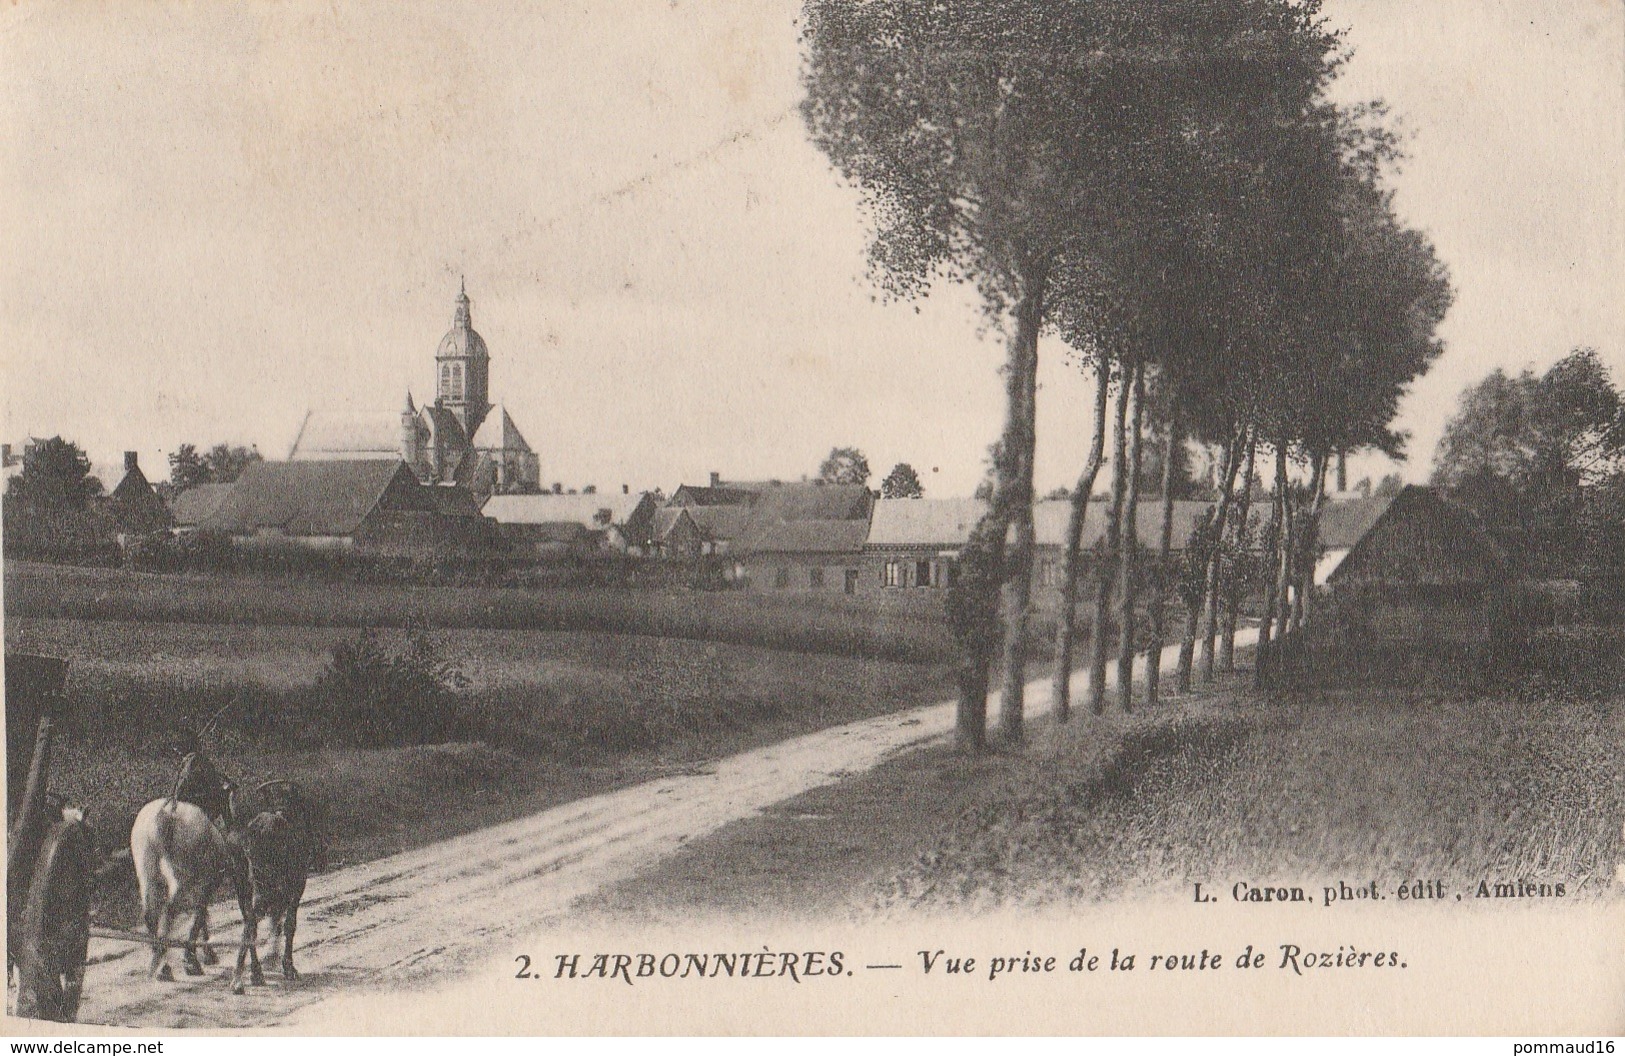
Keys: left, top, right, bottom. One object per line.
{"left": 775, "top": 567, "right": 790, "bottom": 589}
{"left": 449, "top": 363, "right": 465, "bottom": 401}
{"left": 809, "top": 566, "right": 824, "bottom": 589}
{"left": 916, "top": 560, "right": 932, "bottom": 587}
{"left": 883, "top": 561, "right": 901, "bottom": 588}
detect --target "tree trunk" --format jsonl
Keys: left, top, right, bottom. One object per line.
{"left": 1052, "top": 352, "right": 1112, "bottom": 723}
{"left": 1087, "top": 369, "right": 1132, "bottom": 715}
{"left": 1177, "top": 602, "right": 1197, "bottom": 693}
{"left": 1271, "top": 446, "right": 1297, "bottom": 665}
{"left": 994, "top": 262, "right": 1047, "bottom": 745}
{"left": 952, "top": 258, "right": 1046, "bottom": 750}
{"left": 1336, "top": 449, "right": 1347, "bottom": 494}
{"left": 1145, "top": 405, "right": 1182, "bottom": 708}
{"left": 1292, "top": 452, "right": 1329, "bottom": 633}
{"left": 1116, "top": 360, "right": 1146, "bottom": 712}
{"left": 1255, "top": 443, "right": 1287, "bottom": 689}
{"left": 954, "top": 653, "right": 989, "bottom": 753}
{"left": 1219, "top": 429, "right": 1258, "bottom": 673}
{"left": 1198, "top": 432, "right": 1245, "bottom": 682}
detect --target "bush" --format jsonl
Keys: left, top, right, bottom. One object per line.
{"left": 315, "top": 627, "right": 471, "bottom": 747}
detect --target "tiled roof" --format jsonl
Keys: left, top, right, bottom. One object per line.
{"left": 867, "top": 498, "right": 1218, "bottom": 551}
{"left": 685, "top": 505, "right": 752, "bottom": 540}
{"left": 169, "top": 483, "right": 235, "bottom": 527}
{"left": 866, "top": 498, "right": 986, "bottom": 547}
{"left": 651, "top": 507, "right": 693, "bottom": 542}
{"left": 740, "top": 519, "right": 871, "bottom": 555}
{"left": 482, "top": 491, "right": 648, "bottom": 527}
{"left": 670, "top": 485, "right": 762, "bottom": 507}
{"left": 201, "top": 460, "right": 414, "bottom": 537}
{"left": 749, "top": 482, "right": 873, "bottom": 522}
{"left": 1315, "top": 493, "right": 1399, "bottom": 549}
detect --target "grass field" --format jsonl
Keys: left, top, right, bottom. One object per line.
{"left": 872, "top": 673, "right": 1625, "bottom": 912}
{"left": 575, "top": 653, "right": 1625, "bottom": 924}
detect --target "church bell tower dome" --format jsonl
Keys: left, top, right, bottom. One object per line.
{"left": 434, "top": 278, "right": 492, "bottom": 436}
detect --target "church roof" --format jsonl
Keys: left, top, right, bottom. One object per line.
{"left": 289, "top": 409, "right": 404, "bottom": 461}
{"left": 470, "top": 405, "right": 531, "bottom": 453}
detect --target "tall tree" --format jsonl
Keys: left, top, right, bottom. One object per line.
{"left": 1050, "top": 348, "right": 1112, "bottom": 721}
{"left": 804, "top": 0, "right": 1345, "bottom": 743}
{"left": 1433, "top": 349, "right": 1622, "bottom": 575}
{"left": 880, "top": 463, "right": 925, "bottom": 499}
{"left": 168, "top": 443, "right": 211, "bottom": 493}
{"left": 1115, "top": 359, "right": 1147, "bottom": 711}
{"left": 203, "top": 444, "right": 262, "bottom": 484}
{"left": 6, "top": 437, "right": 102, "bottom": 508}
{"left": 1087, "top": 373, "right": 1132, "bottom": 715}
{"left": 817, "top": 447, "right": 872, "bottom": 486}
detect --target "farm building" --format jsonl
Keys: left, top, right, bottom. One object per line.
{"left": 482, "top": 489, "right": 658, "bottom": 555}
{"left": 861, "top": 497, "right": 1217, "bottom": 598}
{"left": 198, "top": 459, "right": 497, "bottom": 556}
{"left": 1323, "top": 484, "right": 1509, "bottom": 596}
{"left": 731, "top": 482, "right": 875, "bottom": 592}
{"left": 1282, "top": 485, "right": 1514, "bottom": 683}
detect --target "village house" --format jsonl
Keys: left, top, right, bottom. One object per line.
{"left": 102, "top": 452, "right": 172, "bottom": 538}
{"left": 288, "top": 282, "right": 541, "bottom": 501}
{"left": 728, "top": 482, "right": 875, "bottom": 592}
{"left": 198, "top": 458, "right": 498, "bottom": 557}
{"left": 861, "top": 497, "right": 1217, "bottom": 598}
{"left": 669, "top": 472, "right": 777, "bottom": 509}
{"left": 482, "top": 489, "right": 658, "bottom": 556}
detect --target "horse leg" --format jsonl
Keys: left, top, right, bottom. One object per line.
{"left": 249, "top": 913, "right": 266, "bottom": 987}
{"left": 264, "top": 909, "right": 283, "bottom": 973}
{"left": 197, "top": 899, "right": 218, "bottom": 966}
{"left": 281, "top": 903, "right": 299, "bottom": 980}
{"left": 141, "top": 877, "right": 172, "bottom": 981}
{"left": 231, "top": 913, "right": 262, "bottom": 995}
{"left": 152, "top": 902, "right": 176, "bottom": 982}
{"left": 183, "top": 905, "right": 207, "bottom": 976}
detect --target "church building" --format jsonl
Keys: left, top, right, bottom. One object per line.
{"left": 289, "top": 282, "right": 541, "bottom": 499}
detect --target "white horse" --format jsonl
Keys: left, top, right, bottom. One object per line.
{"left": 128, "top": 798, "right": 235, "bottom": 980}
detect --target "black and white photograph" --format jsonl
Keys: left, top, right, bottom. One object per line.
{"left": 3, "top": 0, "right": 1622, "bottom": 1037}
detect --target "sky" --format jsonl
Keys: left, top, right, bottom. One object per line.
{"left": 2, "top": 0, "right": 1621, "bottom": 497}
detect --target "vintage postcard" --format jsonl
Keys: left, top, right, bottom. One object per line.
{"left": 3, "top": 0, "right": 1622, "bottom": 1038}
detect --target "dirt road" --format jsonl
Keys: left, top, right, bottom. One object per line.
{"left": 57, "top": 631, "right": 1256, "bottom": 1029}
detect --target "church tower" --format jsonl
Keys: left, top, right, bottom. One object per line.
{"left": 435, "top": 279, "right": 492, "bottom": 437}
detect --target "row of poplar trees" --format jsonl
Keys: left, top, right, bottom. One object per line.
{"left": 800, "top": 0, "right": 1453, "bottom": 750}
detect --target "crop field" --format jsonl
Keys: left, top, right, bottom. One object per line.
{"left": 872, "top": 671, "right": 1625, "bottom": 913}
{"left": 4, "top": 560, "right": 957, "bottom": 664}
